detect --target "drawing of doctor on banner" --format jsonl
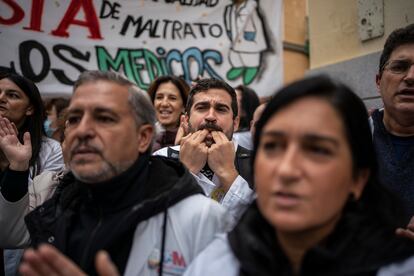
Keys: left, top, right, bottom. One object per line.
{"left": 224, "top": 0, "right": 269, "bottom": 85}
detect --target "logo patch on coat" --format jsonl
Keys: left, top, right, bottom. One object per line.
{"left": 148, "top": 248, "right": 186, "bottom": 275}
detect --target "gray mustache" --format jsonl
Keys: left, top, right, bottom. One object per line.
{"left": 70, "top": 141, "right": 101, "bottom": 155}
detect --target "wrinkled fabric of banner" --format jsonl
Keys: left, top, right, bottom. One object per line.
{"left": 0, "top": 0, "right": 282, "bottom": 98}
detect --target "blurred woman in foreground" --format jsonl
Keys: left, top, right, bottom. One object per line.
{"left": 185, "top": 75, "right": 414, "bottom": 275}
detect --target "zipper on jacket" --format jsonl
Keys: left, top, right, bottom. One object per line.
{"left": 80, "top": 206, "right": 103, "bottom": 269}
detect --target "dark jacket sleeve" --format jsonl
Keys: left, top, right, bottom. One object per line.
{"left": 0, "top": 169, "right": 29, "bottom": 202}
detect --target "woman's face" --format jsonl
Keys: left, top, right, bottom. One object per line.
{"left": 0, "top": 78, "right": 33, "bottom": 128}
{"left": 254, "top": 97, "right": 366, "bottom": 234}
{"left": 154, "top": 81, "right": 184, "bottom": 130}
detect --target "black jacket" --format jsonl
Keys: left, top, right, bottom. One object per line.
{"left": 372, "top": 109, "right": 414, "bottom": 219}
{"left": 25, "top": 155, "right": 202, "bottom": 275}
{"left": 228, "top": 201, "right": 414, "bottom": 276}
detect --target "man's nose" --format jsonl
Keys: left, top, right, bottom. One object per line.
{"left": 72, "top": 115, "right": 95, "bottom": 139}
{"left": 0, "top": 91, "right": 6, "bottom": 102}
{"left": 205, "top": 108, "right": 217, "bottom": 122}
{"left": 404, "top": 64, "right": 414, "bottom": 83}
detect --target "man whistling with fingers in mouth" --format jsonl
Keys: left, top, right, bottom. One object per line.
{"left": 154, "top": 78, "right": 254, "bottom": 226}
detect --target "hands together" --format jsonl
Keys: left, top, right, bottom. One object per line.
{"left": 180, "top": 129, "right": 238, "bottom": 190}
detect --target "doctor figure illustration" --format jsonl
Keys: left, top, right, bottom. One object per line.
{"left": 224, "top": 0, "right": 268, "bottom": 85}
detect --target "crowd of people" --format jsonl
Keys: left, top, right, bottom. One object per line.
{"left": 0, "top": 23, "right": 413, "bottom": 276}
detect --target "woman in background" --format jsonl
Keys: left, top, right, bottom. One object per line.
{"left": 0, "top": 71, "right": 64, "bottom": 275}
{"left": 185, "top": 75, "right": 414, "bottom": 275}
{"left": 44, "top": 97, "right": 70, "bottom": 143}
{"left": 147, "top": 76, "right": 189, "bottom": 152}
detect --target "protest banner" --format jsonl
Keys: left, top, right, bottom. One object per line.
{"left": 0, "top": 0, "right": 282, "bottom": 97}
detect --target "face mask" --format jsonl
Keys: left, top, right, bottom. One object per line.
{"left": 44, "top": 119, "right": 56, "bottom": 137}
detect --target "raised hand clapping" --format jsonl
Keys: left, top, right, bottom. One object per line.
{"left": 0, "top": 116, "right": 32, "bottom": 171}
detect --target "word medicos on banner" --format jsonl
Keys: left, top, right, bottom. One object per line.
{"left": 7, "top": 39, "right": 223, "bottom": 90}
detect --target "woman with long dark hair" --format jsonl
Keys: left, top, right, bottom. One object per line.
{"left": 0, "top": 71, "right": 64, "bottom": 275}
{"left": 185, "top": 75, "right": 414, "bottom": 275}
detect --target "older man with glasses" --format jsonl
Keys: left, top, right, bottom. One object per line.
{"left": 372, "top": 23, "right": 414, "bottom": 221}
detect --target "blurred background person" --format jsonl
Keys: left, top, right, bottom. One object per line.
{"left": 371, "top": 24, "right": 414, "bottom": 219}
{"left": 0, "top": 71, "right": 64, "bottom": 276}
{"left": 233, "top": 85, "right": 260, "bottom": 149}
{"left": 147, "top": 75, "right": 190, "bottom": 152}
{"left": 185, "top": 76, "right": 414, "bottom": 275}
{"left": 44, "top": 97, "right": 70, "bottom": 143}
{"left": 249, "top": 102, "right": 266, "bottom": 142}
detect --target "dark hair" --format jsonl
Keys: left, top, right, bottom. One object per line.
{"left": 45, "top": 98, "right": 70, "bottom": 143}
{"left": 74, "top": 70, "right": 157, "bottom": 152}
{"left": 45, "top": 97, "right": 70, "bottom": 118}
{"left": 235, "top": 85, "right": 260, "bottom": 130}
{"left": 0, "top": 71, "right": 46, "bottom": 167}
{"left": 253, "top": 75, "right": 405, "bottom": 227}
{"left": 147, "top": 75, "right": 190, "bottom": 107}
{"left": 186, "top": 78, "right": 238, "bottom": 119}
{"left": 74, "top": 70, "right": 156, "bottom": 128}
{"left": 379, "top": 24, "right": 414, "bottom": 75}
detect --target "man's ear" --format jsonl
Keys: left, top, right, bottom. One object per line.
{"left": 25, "top": 104, "right": 34, "bottom": 116}
{"left": 183, "top": 113, "right": 190, "bottom": 129}
{"left": 233, "top": 115, "right": 240, "bottom": 132}
{"left": 375, "top": 74, "right": 381, "bottom": 93}
{"left": 137, "top": 125, "right": 154, "bottom": 153}
{"left": 351, "top": 169, "right": 370, "bottom": 200}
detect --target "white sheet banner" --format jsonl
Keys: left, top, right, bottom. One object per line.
{"left": 0, "top": 0, "right": 283, "bottom": 98}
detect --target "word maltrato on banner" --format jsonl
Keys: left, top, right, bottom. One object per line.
{"left": 0, "top": 0, "right": 283, "bottom": 98}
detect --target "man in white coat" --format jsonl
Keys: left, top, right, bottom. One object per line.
{"left": 11, "top": 71, "right": 228, "bottom": 276}
{"left": 154, "top": 78, "right": 254, "bottom": 226}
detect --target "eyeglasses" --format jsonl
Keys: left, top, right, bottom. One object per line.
{"left": 382, "top": 59, "right": 414, "bottom": 75}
